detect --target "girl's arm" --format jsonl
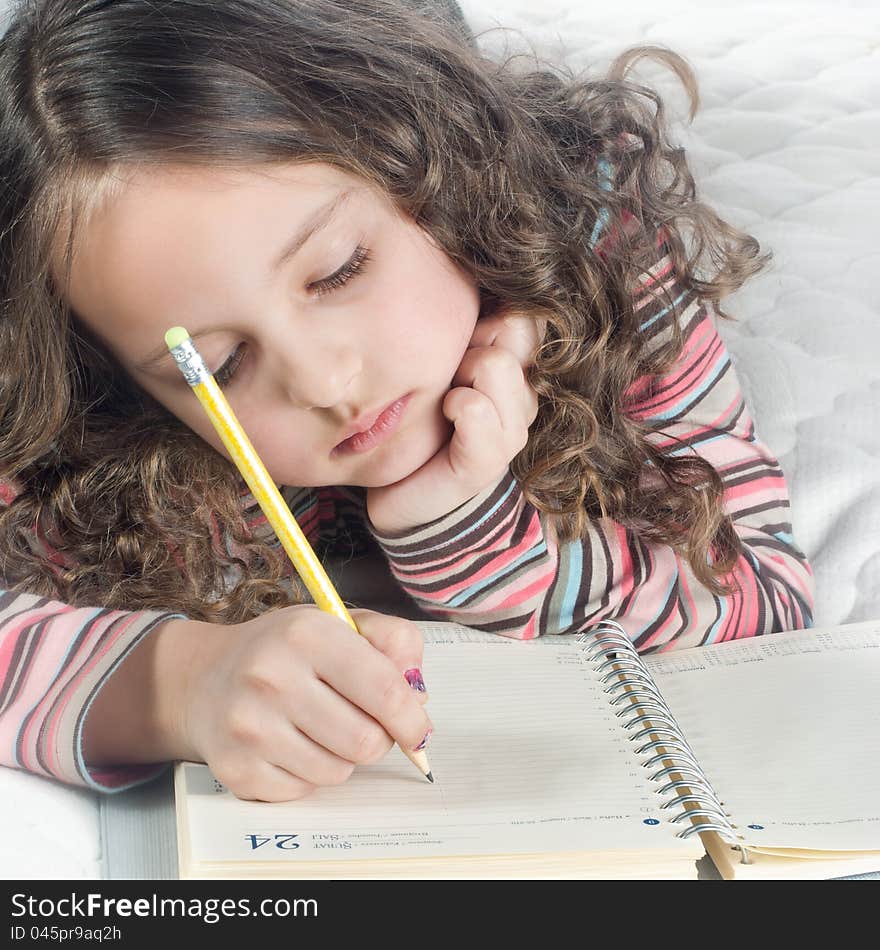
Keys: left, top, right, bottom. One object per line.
{"left": 0, "top": 587, "right": 187, "bottom": 791}
{"left": 0, "top": 480, "right": 377, "bottom": 793}
{"left": 367, "top": 230, "right": 815, "bottom": 652}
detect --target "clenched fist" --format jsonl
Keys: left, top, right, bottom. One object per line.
{"left": 367, "top": 311, "right": 545, "bottom": 535}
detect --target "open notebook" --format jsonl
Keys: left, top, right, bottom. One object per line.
{"left": 174, "top": 618, "right": 880, "bottom": 880}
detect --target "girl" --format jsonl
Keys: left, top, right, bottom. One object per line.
{"left": 0, "top": 0, "right": 814, "bottom": 803}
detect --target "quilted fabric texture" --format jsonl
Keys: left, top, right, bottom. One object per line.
{"left": 460, "top": 0, "right": 880, "bottom": 627}
{"left": 0, "top": 0, "right": 877, "bottom": 879}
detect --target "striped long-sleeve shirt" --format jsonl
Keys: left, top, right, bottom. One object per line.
{"left": 0, "top": 184, "right": 815, "bottom": 794}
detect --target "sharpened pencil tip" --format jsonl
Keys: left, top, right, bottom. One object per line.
{"left": 426, "top": 771, "right": 434, "bottom": 783}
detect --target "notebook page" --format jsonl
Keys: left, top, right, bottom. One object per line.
{"left": 645, "top": 620, "right": 880, "bottom": 851}
{"left": 181, "top": 627, "right": 694, "bottom": 865}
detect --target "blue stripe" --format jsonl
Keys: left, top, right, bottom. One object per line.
{"left": 588, "top": 158, "right": 615, "bottom": 250}
{"left": 557, "top": 540, "right": 584, "bottom": 629}
{"left": 639, "top": 291, "right": 687, "bottom": 332}
{"left": 446, "top": 539, "right": 548, "bottom": 607}
{"left": 646, "top": 356, "right": 729, "bottom": 421}
{"left": 664, "top": 433, "right": 728, "bottom": 456}
{"left": 704, "top": 596, "right": 728, "bottom": 645}
{"left": 589, "top": 207, "right": 609, "bottom": 250}
{"left": 397, "top": 479, "right": 519, "bottom": 558}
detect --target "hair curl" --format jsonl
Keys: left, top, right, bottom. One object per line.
{"left": 0, "top": 0, "right": 766, "bottom": 622}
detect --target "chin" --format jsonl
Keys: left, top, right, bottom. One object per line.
{"left": 357, "top": 448, "right": 431, "bottom": 489}
{"left": 357, "top": 422, "right": 450, "bottom": 489}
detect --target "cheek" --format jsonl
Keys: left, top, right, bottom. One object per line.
{"left": 379, "top": 283, "right": 479, "bottom": 376}
{"left": 182, "top": 401, "right": 314, "bottom": 480}
{"left": 232, "top": 411, "right": 316, "bottom": 477}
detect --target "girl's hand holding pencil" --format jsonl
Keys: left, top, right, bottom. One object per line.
{"left": 159, "top": 606, "right": 431, "bottom": 803}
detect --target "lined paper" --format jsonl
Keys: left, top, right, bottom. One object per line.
{"left": 180, "top": 624, "right": 691, "bottom": 865}
{"left": 647, "top": 620, "right": 880, "bottom": 850}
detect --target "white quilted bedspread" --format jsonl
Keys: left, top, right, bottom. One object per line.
{"left": 0, "top": 0, "right": 877, "bottom": 879}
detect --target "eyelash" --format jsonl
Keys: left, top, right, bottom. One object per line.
{"left": 212, "top": 244, "right": 372, "bottom": 388}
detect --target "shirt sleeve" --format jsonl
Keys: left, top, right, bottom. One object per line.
{"left": 0, "top": 476, "right": 379, "bottom": 793}
{"left": 237, "top": 483, "right": 372, "bottom": 562}
{"left": 1, "top": 477, "right": 188, "bottom": 791}
{"left": 0, "top": 587, "right": 186, "bottom": 793}
{"left": 368, "top": 224, "right": 815, "bottom": 652}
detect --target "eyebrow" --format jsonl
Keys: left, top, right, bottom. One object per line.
{"left": 134, "top": 187, "right": 353, "bottom": 372}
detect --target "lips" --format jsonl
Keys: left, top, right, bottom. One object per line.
{"left": 333, "top": 394, "right": 411, "bottom": 455}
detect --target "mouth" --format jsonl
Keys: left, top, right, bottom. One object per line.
{"left": 332, "top": 394, "right": 412, "bottom": 455}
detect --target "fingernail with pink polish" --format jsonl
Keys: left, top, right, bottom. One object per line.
{"left": 413, "top": 728, "right": 433, "bottom": 752}
{"left": 404, "top": 668, "right": 426, "bottom": 692}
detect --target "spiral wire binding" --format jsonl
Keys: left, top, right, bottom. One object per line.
{"left": 576, "top": 620, "right": 750, "bottom": 864}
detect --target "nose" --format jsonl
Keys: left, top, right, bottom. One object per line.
{"left": 268, "top": 331, "right": 362, "bottom": 411}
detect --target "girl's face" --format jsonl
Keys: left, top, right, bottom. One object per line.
{"left": 61, "top": 162, "right": 481, "bottom": 488}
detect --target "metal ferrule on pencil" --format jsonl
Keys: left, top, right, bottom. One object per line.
{"left": 168, "top": 337, "right": 210, "bottom": 387}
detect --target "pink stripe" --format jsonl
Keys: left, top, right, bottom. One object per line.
{"left": 520, "top": 615, "right": 538, "bottom": 641}
{"left": 41, "top": 612, "right": 143, "bottom": 776}
{"left": 0, "top": 603, "right": 77, "bottom": 652}
{"left": 723, "top": 475, "right": 787, "bottom": 504}
{"left": 388, "top": 504, "right": 524, "bottom": 576}
{"left": 629, "top": 319, "right": 717, "bottom": 415}
{"left": 647, "top": 391, "right": 744, "bottom": 451}
{"left": 0, "top": 626, "right": 23, "bottom": 673}
{"left": 643, "top": 334, "right": 722, "bottom": 415}
{"left": 414, "top": 556, "right": 555, "bottom": 612}
{"left": 632, "top": 267, "right": 676, "bottom": 310}
{"left": 611, "top": 523, "right": 637, "bottom": 605}
{"left": 737, "top": 530, "right": 813, "bottom": 599}
{"left": 494, "top": 568, "right": 558, "bottom": 611}
{"left": 396, "top": 512, "right": 541, "bottom": 585}
{"left": 13, "top": 611, "right": 101, "bottom": 773}
{"left": 391, "top": 521, "right": 517, "bottom": 581}
{"left": 720, "top": 557, "right": 753, "bottom": 642}
{"left": 633, "top": 549, "right": 686, "bottom": 653}
{"left": 625, "top": 325, "right": 715, "bottom": 417}
{"left": 14, "top": 609, "right": 120, "bottom": 774}
{"left": 643, "top": 606, "right": 680, "bottom": 651}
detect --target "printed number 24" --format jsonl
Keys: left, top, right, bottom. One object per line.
{"left": 245, "top": 834, "right": 300, "bottom": 850}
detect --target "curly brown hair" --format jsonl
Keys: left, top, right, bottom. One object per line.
{"left": 0, "top": 0, "right": 764, "bottom": 623}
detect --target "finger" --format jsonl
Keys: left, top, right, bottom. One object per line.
{"left": 350, "top": 609, "right": 429, "bottom": 702}
{"left": 221, "top": 714, "right": 364, "bottom": 797}
{"left": 209, "top": 743, "right": 319, "bottom": 803}
{"left": 310, "top": 628, "right": 433, "bottom": 759}
{"left": 469, "top": 312, "right": 545, "bottom": 365}
{"left": 442, "top": 386, "right": 510, "bottom": 484}
{"left": 218, "top": 760, "right": 317, "bottom": 803}
{"left": 270, "top": 675, "right": 394, "bottom": 767}
{"left": 453, "top": 346, "right": 536, "bottom": 434}
{"left": 443, "top": 385, "right": 502, "bottom": 441}
{"left": 350, "top": 610, "right": 424, "bottom": 677}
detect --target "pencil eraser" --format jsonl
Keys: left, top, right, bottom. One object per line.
{"left": 164, "top": 326, "right": 190, "bottom": 350}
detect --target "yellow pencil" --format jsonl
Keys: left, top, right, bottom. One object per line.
{"left": 164, "top": 326, "right": 433, "bottom": 783}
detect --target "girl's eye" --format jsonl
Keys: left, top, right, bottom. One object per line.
{"left": 212, "top": 245, "right": 372, "bottom": 389}
{"left": 310, "top": 243, "right": 371, "bottom": 298}
{"left": 213, "top": 344, "right": 246, "bottom": 389}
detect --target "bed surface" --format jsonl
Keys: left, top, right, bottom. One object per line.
{"left": 1, "top": 0, "right": 877, "bottom": 879}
